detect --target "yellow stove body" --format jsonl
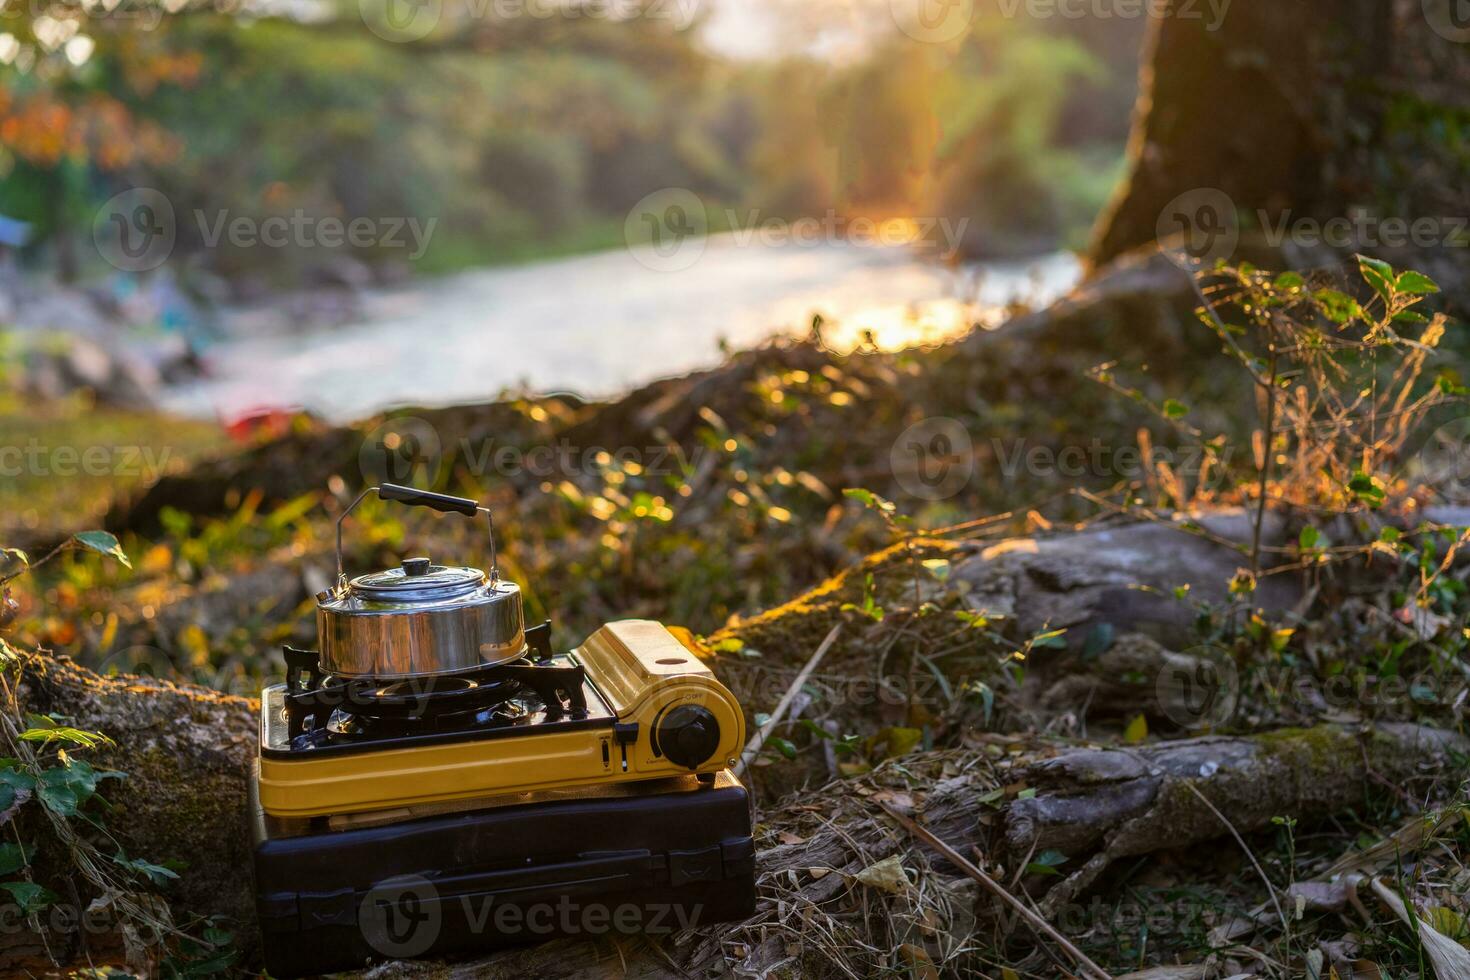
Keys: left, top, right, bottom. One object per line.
{"left": 256, "top": 620, "right": 745, "bottom": 819}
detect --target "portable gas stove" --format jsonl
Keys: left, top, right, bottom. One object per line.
{"left": 251, "top": 485, "right": 754, "bottom": 977}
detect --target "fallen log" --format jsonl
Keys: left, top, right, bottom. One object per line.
{"left": 1004, "top": 723, "right": 1470, "bottom": 917}
{"left": 11, "top": 651, "right": 259, "bottom": 956}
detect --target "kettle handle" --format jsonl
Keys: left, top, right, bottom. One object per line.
{"left": 335, "top": 484, "right": 498, "bottom": 586}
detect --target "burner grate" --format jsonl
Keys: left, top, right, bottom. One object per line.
{"left": 281, "top": 621, "right": 589, "bottom": 744}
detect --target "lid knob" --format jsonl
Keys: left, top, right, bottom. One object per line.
{"left": 402, "top": 557, "right": 432, "bottom": 577}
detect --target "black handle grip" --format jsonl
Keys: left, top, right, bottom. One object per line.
{"left": 378, "top": 484, "right": 479, "bottom": 517}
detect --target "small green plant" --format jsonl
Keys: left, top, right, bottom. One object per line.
{"left": 0, "top": 534, "right": 236, "bottom": 976}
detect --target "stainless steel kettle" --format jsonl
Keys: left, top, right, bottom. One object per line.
{"left": 315, "top": 484, "right": 524, "bottom": 679}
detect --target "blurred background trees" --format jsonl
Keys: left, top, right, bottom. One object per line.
{"left": 0, "top": 0, "right": 1146, "bottom": 292}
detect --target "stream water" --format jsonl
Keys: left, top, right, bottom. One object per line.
{"left": 161, "top": 238, "right": 1080, "bottom": 423}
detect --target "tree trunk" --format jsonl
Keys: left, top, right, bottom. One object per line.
{"left": 1090, "top": 0, "right": 1469, "bottom": 303}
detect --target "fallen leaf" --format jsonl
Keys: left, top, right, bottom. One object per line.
{"left": 871, "top": 789, "right": 915, "bottom": 812}
{"left": 1370, "top": 877, "right": 1470, "bottom": 980}
{"left": 777, "top": 831, "right": 805, "bottom": 846}
{"left": 896, "top": 943, "right": 938, "bottom": 980}
{"left": 868, "top": 726, "right": 923, "bottom": 759}
{"left": 1124, "top": 713, "right": 1149, "bottom": 744}
{"left": 1290, "top": 878, "right": 1359, "bottom": 913}
{"left": 853, "top": 854, "right": 910, "bottom": 895}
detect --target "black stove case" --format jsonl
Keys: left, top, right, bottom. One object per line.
{"left": 250, "top": 770, "right": 756, "bottom": 977}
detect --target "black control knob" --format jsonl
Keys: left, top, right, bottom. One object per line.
{"left": 401, "top": 557, "right": 432, "bottom": 577}
{"left": 655, "top": 705, "right": 721, "bottom": 770}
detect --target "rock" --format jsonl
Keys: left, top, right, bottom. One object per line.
{"left": 21, "top": 333, "right": 161, "bottom": 410}
{"left": 951, "top": 508, "right": 1301, "bottom": 650}
{"left": 12, "top": 285, "right": 113, "bottom": 339}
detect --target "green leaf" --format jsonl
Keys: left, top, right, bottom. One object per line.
{"left": 797, "top": 718, "right": 834, "bottom": 740}
{"left": 1273, "top": 272, "right": 1304, "bottom": 291}
{"left": 0, "top": 770, "right": 36, "bottom": 794}
{"left": 1025, "top": 848, "right": 1070, "bottom": 876}
{"left": 1029, "top": 628, "right": 1068, "bottom": 650}
{"left": 842, "top": 487, "right": 895, "bottom": 514}
{"left": 1357, "top": 254, "right": 1395, "bottom": 304}
{"left": 921, "top": 558, "right": 950, "bottom": 582}
{"left": 0, "top": 843, "right": 29, "bottom": 876}
{"left": 0, "top": 880, "right": 55, "bottom": 913}
{"left": 1162, "top": 399, "right": 1189, "bottom": 420}
{"left": 1081, "top": 623, "right": 1115, "bottom": 661}
{"left": 37, "top": 760, "right": 110, "bottom": 817}
{"left": 114, "top": 853, "right": 180, "bottom": 885}
{"left": 1124, "top": 713, "right": 1149, "bottom": 744}
{"left": 767, "top": 737, "right": 798, "bottom": 761}
{"left": 1298, "top": 526, "right": 1320, "bottom": 551}
{"left": 1348, "top": 470, "right": 1387, "bottom": 509}
{"left": 1315, "top": 289, "right": 1362, "bottom": 324}
{"left": 1395, "top": 271, "right": 1440, "bottom": 295}
{"left": 977, "top": 787, "right": 1005, "bottom": 807}
{"left": 18, "top": 726, "right": 113, "bottom": 749}
{"left": 70, "top": 531, "right": 131, "bottom": 569}
{"left": 965, "top": 680, "right": 994, "bottom": 726}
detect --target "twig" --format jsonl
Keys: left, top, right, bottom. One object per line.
{"left": 1179, "top": 780, "right": 1291, "bottom": 948}
{"left": 1252, "top": 350, "right": 1280, "bottom": 575}
{"left": 875, "top": 800, "right": 1114, "bottom": 980}
{"left": 734, "top": 623, "right": 842, "bottom": 777}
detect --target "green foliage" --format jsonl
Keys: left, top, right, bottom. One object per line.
{"left": 0, "top": 539, "right": 235, "bottom": 972}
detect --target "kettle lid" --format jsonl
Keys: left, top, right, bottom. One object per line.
{"left": 347, "top": 557, "right": 488, "bottom": 604}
